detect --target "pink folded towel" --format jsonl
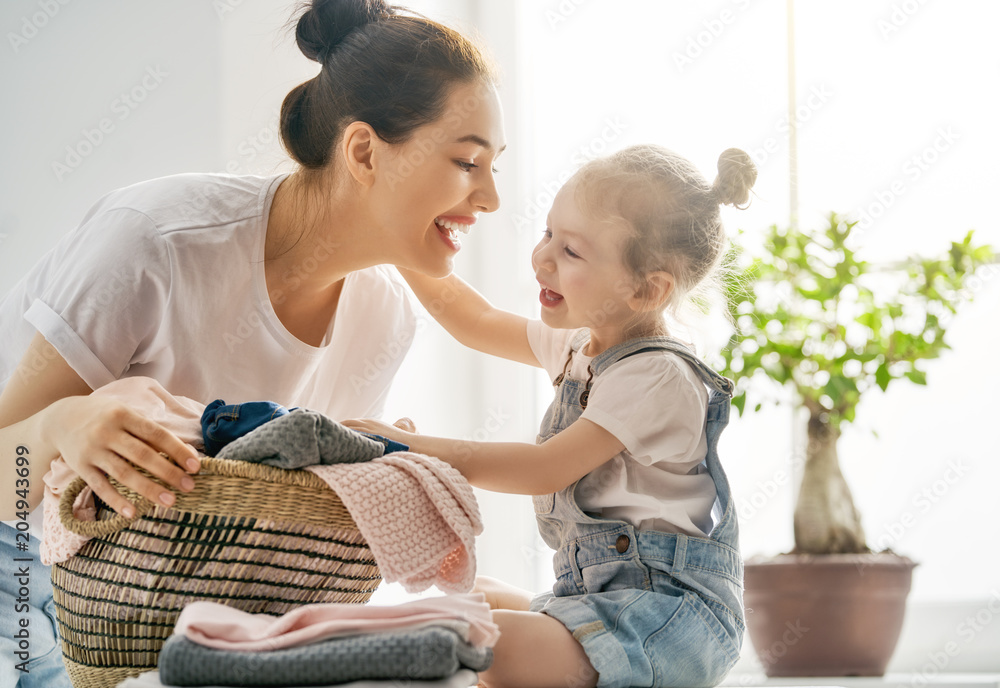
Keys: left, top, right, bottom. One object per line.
{"left": 40, "top": 377, "right": 205, "bottom": 565}
{"left": 173, "top": 594, "right": 499, "bottom": 651}
{"left": 307, "top": 453, "right": 483, "bottom": 594}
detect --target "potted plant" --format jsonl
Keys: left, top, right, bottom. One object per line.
{"left": 717, "top": 213, "right": 993, "bottom": 676}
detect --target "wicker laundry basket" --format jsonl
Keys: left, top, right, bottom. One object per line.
{"left": 50, "top": 457, "right": 382, "bottom": 688}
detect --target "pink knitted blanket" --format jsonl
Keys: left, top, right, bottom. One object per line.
{"left": 307, "top": 453, "right": 482, "bottom": 594}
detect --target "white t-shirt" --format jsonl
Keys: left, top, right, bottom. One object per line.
{"left": 1, "top": 172, "right": 418, "bottom": 536}
{"left": 527, "top": 320, "right": 718, "bottom": 537}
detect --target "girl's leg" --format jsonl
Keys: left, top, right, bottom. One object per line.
{"left": 480, "top": 609, "right": 598, "bottom": 688}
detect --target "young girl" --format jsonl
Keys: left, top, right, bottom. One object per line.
{"left": 345, "top": 144, "right": 758, "bottom": 688}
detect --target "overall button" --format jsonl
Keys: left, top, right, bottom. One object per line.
{"left": 615, "top": 534, "right": 630, "bottom": 553}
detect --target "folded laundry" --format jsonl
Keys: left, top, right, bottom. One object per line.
{"left": 116, "top": 669, "right": 481, "bottom": 688}
{"left": 157, "top": 625, "right": 493, "bottom": 686}
{"left": 307, "top": 453, "right": 482, "bottom": 594}
{"left": 201, "top": 399, "right": 293, "bottom": 456}
{"left": 203, "top": 397, "right": 410, "bottom": 458}
{"left": 173, "top": 594, "right": 499, "bottom": 652}
{"left": 217, "top": 409, "right": 389, "bottom": 468}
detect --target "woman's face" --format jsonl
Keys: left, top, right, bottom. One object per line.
{"left": 372, "top": 81, "right": 505, "bottom": 277}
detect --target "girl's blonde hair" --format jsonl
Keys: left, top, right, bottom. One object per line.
{"left": 573, "top": 145, "right": 757, "bottom": 330}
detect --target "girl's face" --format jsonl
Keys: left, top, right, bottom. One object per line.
{"left": 373, "top": 81, "right": 505, "bottom": 277}
{"left": 532, "top": 179, "right": 644, "bottom": 351}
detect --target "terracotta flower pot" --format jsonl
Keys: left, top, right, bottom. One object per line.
{"left": 744, "top": 552, "right": 917, "bottom": 677}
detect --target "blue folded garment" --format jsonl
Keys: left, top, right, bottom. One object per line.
{"left": 158, "top": 625, "right": 492, "bottom": 686}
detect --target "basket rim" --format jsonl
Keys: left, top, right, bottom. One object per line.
{"left": 60, "top": 456, "right": 359, "bottom": 537}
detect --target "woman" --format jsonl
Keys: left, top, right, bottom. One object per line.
{"left": 0, "top": 1, "right": 504, "bottom": 684}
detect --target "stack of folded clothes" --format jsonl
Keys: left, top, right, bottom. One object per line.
{"left": 126, "top": 594, "right": 498, "bottom": 688}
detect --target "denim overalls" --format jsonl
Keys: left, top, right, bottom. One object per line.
{"left": 529, "top": 334, "right": 744, "bottom": 688}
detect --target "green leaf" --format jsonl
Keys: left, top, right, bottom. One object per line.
{"left": 875, "top": 363, "right": 891, "bottom": 392}
{"left": 906, "top": 370, "right": 928, "bottom": 385}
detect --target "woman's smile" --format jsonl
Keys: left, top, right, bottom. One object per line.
{"left": 434, "top": 215, "right": 475, "bottom": 251}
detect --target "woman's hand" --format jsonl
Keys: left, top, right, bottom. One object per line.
{"left": 343, "top": 417, "right": 417, "bottom": 447}
{"left": 0, "top": 332, "right": 200, "bottom": 519}
{"left": 44, "top": 394, "right": 200, "bottom": 517}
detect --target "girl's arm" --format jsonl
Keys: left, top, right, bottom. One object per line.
{"left": 399, "top": 267, "right": 540, "bottom": 368}
{"left": 344, "top": 416, "right": 623, "bottom": 495}
{"left": 0, "top": 332, "right": 199, "bottom": 520}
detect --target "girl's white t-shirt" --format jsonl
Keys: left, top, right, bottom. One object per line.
{"left": 1, "top": 172, "right": 418, "bottom": 536}
{"left": 526, "top": 320, "right": 718, "bottom": 538}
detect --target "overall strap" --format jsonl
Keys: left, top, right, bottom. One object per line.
{"left": 591, "top": 336, "right": 734, "bottom": 396}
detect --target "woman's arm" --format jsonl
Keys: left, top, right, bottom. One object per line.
{"left": 399, "top": 267, "right": 540, "bottom": 368}
{"left": 0, "top": 332, "right": 199, "bottom": 520}
{"left": 344, "top": 416, "right": 623, "bottom": 495}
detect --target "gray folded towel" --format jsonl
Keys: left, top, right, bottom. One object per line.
{"left": 157, "top": 625, "right": 493, "bottom": 686}
{"left": 216, "top": 410, "right": 386, "bottom": 468}
{"left": 118, "top": 668, "right": 480, "bottom": 688}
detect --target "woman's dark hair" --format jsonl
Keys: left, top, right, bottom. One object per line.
{"left": 280, "top": 0, "right": 499, "bottom": 169}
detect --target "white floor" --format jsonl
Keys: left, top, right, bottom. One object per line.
{"left": 721, "top": 674, "right": 1000, "bottom": 688}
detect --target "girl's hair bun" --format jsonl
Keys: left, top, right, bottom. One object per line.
{"left": 295, "top": 0, "right": 392, "bottom": 63}
{"left": 712, "top": 147, "right": 758, "bottom": 208}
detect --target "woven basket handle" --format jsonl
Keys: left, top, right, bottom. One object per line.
{"left": 59, "top": 476, "right": 155, "bottom": 537}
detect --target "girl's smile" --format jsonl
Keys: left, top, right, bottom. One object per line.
{"left": 537, "top": 279, "right": 565, "bottom": 308}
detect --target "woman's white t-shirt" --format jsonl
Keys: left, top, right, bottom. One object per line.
{"left": 1, "top": 171, "right": 417, "bottom": 440}
{"left": 526, "top": 320, "right": 718, "bottom": 538}
{"left": 2, "top": 173, "right": 418, "bottom": 537}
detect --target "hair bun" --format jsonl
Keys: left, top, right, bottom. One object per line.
{"left": 712, "top": 148, "right": 757, "bottom": 208}
{"left": 295, "top": 0, "right": 391, "bottom": 63}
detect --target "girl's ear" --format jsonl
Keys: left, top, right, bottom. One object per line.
{"left": 340, "top": 121, "right": 379, "bottom": 187}
{"left": 627, "top": 271, "right": 674, "bottom": 312}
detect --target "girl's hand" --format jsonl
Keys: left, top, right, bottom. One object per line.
{"left": 45, "top": 395, "right": 200, "bottom": 517}
{"left": 343, "top": 417, "right": 417, "bottom": 446}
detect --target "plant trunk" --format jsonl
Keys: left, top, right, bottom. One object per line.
{"left": 793, "top": 408, "right": 868, "bottom": 554}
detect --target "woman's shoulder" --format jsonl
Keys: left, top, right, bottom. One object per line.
{"left": 346, "top": 265, "right": 420, "bottom": 323}
{"left": 84, "top": 171, "right": 288, "bottom": 235}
